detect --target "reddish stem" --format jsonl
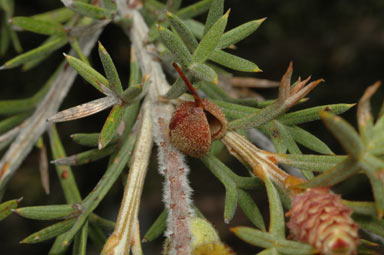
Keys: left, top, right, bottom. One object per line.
{"left": 172, "top": 62, "right": 203, "bottom": 108}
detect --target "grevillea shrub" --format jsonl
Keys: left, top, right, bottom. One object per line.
{"left": 0, "top": 1, "right": 383, "bottom": 254}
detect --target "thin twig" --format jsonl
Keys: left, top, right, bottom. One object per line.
{"left": 115, "top": 2, "right": 194, "bottom": 254}
{"left": 102, "top": 99, "right": 153, "bottom": 255}
{"left": 0, "top": 23, "right": 105, "bottom": 196}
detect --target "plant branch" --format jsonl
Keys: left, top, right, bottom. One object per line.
{"left": 0, "top": 25, "right": 104, "bottom": 198}
{"left": 116, "top": 2, "right": 194, "bottom": 254}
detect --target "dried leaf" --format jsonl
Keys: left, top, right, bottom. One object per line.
{"left": 48, "top": 96, "right": 118, "bottom": 123}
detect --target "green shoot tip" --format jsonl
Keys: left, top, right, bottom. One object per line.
{"left": 224, "top": 9, "right": 231, "bottom": 17}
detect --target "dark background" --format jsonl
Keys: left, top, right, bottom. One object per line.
{"left": 0, "top": 0, "right": 383, "bottom": 254}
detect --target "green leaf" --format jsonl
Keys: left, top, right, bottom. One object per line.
{"left": 321, "top": 111, "right": 364, "bottom": 159}
{"left": 229, "top": 101, "right": 279, "bottom": 129}
{"left": 15, "top": 204, "right": 77, "bottom": 220}
{"left": 0, "top": 198, "right": 21, "bottom": 221}
{"left": 143, "top": 209, "right": 167, "bottom": 242}
{"left": 218, "top": 18, "right": 266, "bottom": 49}
{"left": 166, "top": 0, "right": 182, "bottom": 11}
{"left": 70, "top": 133, "right": 103, "bottom": 147}
{"left": 257, "top": 248, "right": 280, "bottom": 255}
{"left": 103, "top": 0, "right": 116, "bottom": 11}
{"left": 52, "top": 145, "right": 115, "bottom": 166}
{"left": 274, "top": 154, "right": 345, "bottom": 172}
{"left": 60, "top": 129, "right": 137, "bottom": 247}
{"left": 286, "top": 125, "right": 333, "bottom": 155}
{"left": 88, "top": 223, "right": 106, "bottom": 248}
{"left": 360, "top": 155, "right": 384, "bottom": 218}
{"left": 299, "top": 157, "right": 360, "bottom": 189}
{"left": 189, "top": 62, "right": 218, "bottom": 84}
{"left": 1, "top": 36, "right": 67, "bottom": 69}
{"left": 231, "top": 227, "right": 314, "bottom": 254}
{"left": 9, "top": 26, "right": 22, "bottom": 53}
{"left": 265, "top": 178, "right": 285, "bottom": 238}
{"left": 210, "top": 49, "right": 261, "bottom": 72}
{"left": 0, "top": 112, "right": 30, "bottom": 135}
{"left": 176, "top": 0, "right": 213, "bottom": 20}
{"left": 203, "top": 0, "right": 224, "bottom": 35}
{"left": 32, "top": 7, "right": 74, "bottom": 23}
{"left": 11, "top": 17, "right": 65, "bottom": 36}
{"left": 343, "top": 200, "right": 376, "bottom": 216}
{"left": 192, "top": 10, "right": 229, "bottom": 63}
{"left": 70, "top": 2, "right": 113, "bottom": 19}
{"left": 274, "top": 121, "right": 302, "bottom": 155}
{"left": 200, "top": 155, "right": 238, "bottom": 222}
{"left": 353, "top": 214, "right": 384, "bottom": 239}
{"left": 0, "top": 61, "right": 63, "bottom": 114}
{"left": 98, "top": 42, "right": 123, "bottom": 95}
{"left": 184, "top": 19, "right": 205, "bottom": 39}
{"left": 49, "top": 125, "right": 82, "bottom": 204}
{"left": 64, "top": 54, "right": 110, "bottom": 93}
{"left": 99, "top": 104, "right": 125, "bottom": 149}
{"left": 265, "top": 121, "right": 286, "bottom": 154}
{"left": 213, "top": 99, "right": 260, "bottom": 120}
{"left": 73, "top": 221, "right": 88, "bottom": 255}
{"left": 21, "top": 218, "right": 77, "bottom": 244}
{"left": 158, "top": 25, "right": 193, "bottom": 68}
{"left": 202, "top": 154, "right": 262, "bottom": 189}
{"left": 278, "top": 104, "right": 355, "bottom": 126}
{"left": 167, "top": 11, "right": 198, "bottom": 53}
{"left": 121, "top": 83, "right": 146, "bottom": 103}
{"left": 237, "top": 189, "right": 266, "bottom": 231}
{"left": 224, "top": 187, "right": 238, "bottom": 223}
{"left": 0, "top": 18, "right": 10, "bottom": 56}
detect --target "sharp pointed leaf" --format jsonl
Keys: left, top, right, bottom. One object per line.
{"left": 203, "top": 0, "right": 224, "bottom": 35}
{"left": 68, "top": 2, "right": 113, "bottom": 19}
{"left": 278, "top": 104, "right": 355, "bottom": 126}
{"left": 265, "top": 178, "right": 285, "bottom": 238}
{"left": 238, "top": 189, "right": 266, "bottom": 231}
{"left": 321, "top": 111, "right": 364, "bottom": 159}
{"left": 158, "top": 25, "right": 193, "bottom": 68}
{"left": 189, "top": 62, "right": 217, "bottom": 84}
{"left": 167, "top": 11, "right": 198, "bottom": 52}
{"left": 143, "top": 209, "right": 167, "bottom": 242}
{"left": 176, "top": 0, "right": 213, "bottom": 19}
{"left": 21, "top": 218, "right": 77, "bottom": 244}
{"left": 52, "top": 145, "right": 115, "bottom": 166}
{"left": 2, "top": 37, "right": 67, "bottom": 69}
{"left": 298, "top": 157, "right": 360, "bottom": 189}
{"left": 99, "top": 104, "right": 125, "bottom": 149}
{"left": 11, "top": 17, "right": 65, "bottom": 36}
{"left": 0, "top": 198, "right": 21, "bottom": 221}
{"left": 210, "top": 49, "right": 261, "bottom": 72}
{"left": 98, "top": 42, "right": 123, "bottom": 95}
{"left": 32, "top": 7, "right": 74, "bottom": 23}
{"left": 14, "top": 204, "right": 77, "bottom": 220}
{"left": 73, "top": 221, "right": 88, "bottom": 255}
{"left": 192, "top": 10, "right": 229, "bottom": 63}
{"left": 231, "top": 227, "right": 314, "bottom": 254}
{"left": 218, "top": 18, "right": 266, "bottom": 49}
{"left": 64, "top": 54, "right": 110, "bottom": 93}
{"left": 286, "top": 125, "right": 334, "bottom": 155}
{"left": 273, "top": 154, "right": 345, "bottom": 172}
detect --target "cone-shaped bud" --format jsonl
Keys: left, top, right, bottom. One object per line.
{"left": 169, "top": 62, "right": 227, "bottom": 157}
{"left": 286, "top": 188, "right": 359, "bottom": 255}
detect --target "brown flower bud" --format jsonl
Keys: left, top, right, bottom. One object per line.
{"left": 169, "top": 63, "right": 227, "bottom": 158}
